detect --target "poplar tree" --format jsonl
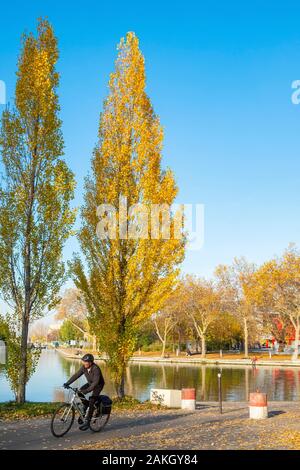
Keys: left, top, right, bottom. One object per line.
{"left": 72, "top": 32, "right": 185, "bottom": 397}
{"left": 0, "top": 19, "right": 75, "bottom": 402}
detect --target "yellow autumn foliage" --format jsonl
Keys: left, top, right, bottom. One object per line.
{"left": 72, "top": 32, "right": 185, "bottom": 396}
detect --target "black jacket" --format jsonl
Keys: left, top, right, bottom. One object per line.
{"left": 65, "top": 362, "right": 105, "bottom": 394}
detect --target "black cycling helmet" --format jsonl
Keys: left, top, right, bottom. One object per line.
{"left": 81, "top": 353, "right": 94, "bottom": 362}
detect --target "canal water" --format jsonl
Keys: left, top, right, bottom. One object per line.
{"left": 1, "top": 349, "right": 300, "bottom": 402}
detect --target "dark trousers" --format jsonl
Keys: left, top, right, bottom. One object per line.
{"left": 79, "top": 383, "right": 104, "bottom": 421}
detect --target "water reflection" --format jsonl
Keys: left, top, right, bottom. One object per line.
{"left": 0, "top": 349, "right": 300, "bottom": 402}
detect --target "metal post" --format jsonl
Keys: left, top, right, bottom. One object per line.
{"left": 217, "top": 371, "right": 222, "bottom": 414}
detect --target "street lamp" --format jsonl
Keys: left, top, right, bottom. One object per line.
{"left": 217, "top": 371, "right": 222, "bottom": 414}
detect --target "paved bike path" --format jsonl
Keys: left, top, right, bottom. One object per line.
{"left": 1, "top": 402, "right": 299, "bottom": 450}
{"left": 0, "top": 408, "right": 196, "bottom": 450}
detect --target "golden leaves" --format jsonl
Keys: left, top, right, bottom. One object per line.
{"left": 75, "top": 31, "right": 185, "bottom": 389}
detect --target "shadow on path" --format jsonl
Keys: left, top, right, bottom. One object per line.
{"left": 106, "top": 411, "right": 189, "bottom": 432}
{"left": 268, "top": 410, "right": 286, "bottom": 418}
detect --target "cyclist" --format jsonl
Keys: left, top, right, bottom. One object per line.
{"left": 63, "top": 353, "right": 105, "bottom": 431}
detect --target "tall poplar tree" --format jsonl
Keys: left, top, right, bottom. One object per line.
{"left": 72, "top": 32, "right": 185, "bottom": 397}
{"left": 0, "top": 19, "right": 75, "bottom": 402}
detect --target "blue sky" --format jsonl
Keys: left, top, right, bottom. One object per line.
{"left": 1, "top": 0, "right": 300, "bottom": 282}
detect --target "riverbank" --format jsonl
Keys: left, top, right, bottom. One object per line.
{"left": 57, "top": 347, "right": 300, "bottom": 368}
{"left": 1, "top": 401, "right": 300, "bottom": 450}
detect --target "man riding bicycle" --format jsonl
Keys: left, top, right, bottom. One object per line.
{"left": 63, "top": 353, "right": 105, "bottom": 431}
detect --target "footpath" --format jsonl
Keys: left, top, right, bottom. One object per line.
{"left": 57, "top": 348, "right": 300, "bottom": 368}
{"left": 1, "top": 402, "right": 300, "bottom": 450}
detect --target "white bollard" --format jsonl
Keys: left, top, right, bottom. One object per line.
{"left": 181, "top": 388, "right": 196, "bottom": 410}
{"left": 249, "top": 392, "right": 268, "bottom": 419}
{"left": 150, "top": 389, "right": 181, "bottom": 408}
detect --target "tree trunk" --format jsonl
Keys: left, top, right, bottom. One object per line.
{"left": 177, "top": 330, "right": 181, "bottom": 353}
{"left": 161, "top": 339, "right": 166, "bottom": 358}
{"left": 18, "top": 171, "right": 34, "bottom": 404}
{"left": 243, "top": 318, "right": 249, "bottom": 358}
{"left": 278, "top": 342, "right": 284, "bottom": 353}
{"left": 201, "top": 335, "right": 206, "bottom": 358}
{"left": 92, "top": 335, "right": 97, "bottom": 352}
{"left": 17, "top": 315, "right": 29, "bottom": 403}
{"left": 115, "top": 371, "right": 125, "bottom": 399}
{"left": 154, "top": 319, "right": 168, "bottom": 358}
{"left": 126, "top": 366, "right": 133, "bottom": 396}
{"left": 292, "top": 324, "right": 300, "bottom": 361}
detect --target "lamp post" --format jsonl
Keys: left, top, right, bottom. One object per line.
{"left": 217, "top": 371, "right": 222, "bottom": 414}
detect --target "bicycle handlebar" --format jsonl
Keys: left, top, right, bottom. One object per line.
{"left": 64, "top": 385, "right": 78, "bottom": 392}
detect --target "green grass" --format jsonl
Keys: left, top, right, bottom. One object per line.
{"left": 0, "top": 401, "right": 63, "bottom": 420}
{"left": 112, "top": 395, "right": 164, "bottom": 411}
{"left": 0, "top": 396, "right": 164, "bottom": 420}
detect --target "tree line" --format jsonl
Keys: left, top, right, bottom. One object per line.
{"left": 37, "top": 245, "right": 300, "bottom": 365}
{"left": 140, "top": 247, "right": 300, "bottom": 361}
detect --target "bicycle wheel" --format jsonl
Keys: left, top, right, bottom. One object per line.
{"left": 51, "top": 403, "right": 75, "bottom": 437}
{"left": 89, "top": 404, "right": 110, "bottom": 432}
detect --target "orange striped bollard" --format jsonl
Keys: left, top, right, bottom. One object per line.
{"left": 249, "top": 392, "right": 268, "bottom": 419}
{"left": 181, "top": 388, "right": 196, "bottom": 410}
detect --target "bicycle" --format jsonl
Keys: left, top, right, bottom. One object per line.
{"left": 50, "top": 386, "right": 111, "bottom": 437}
